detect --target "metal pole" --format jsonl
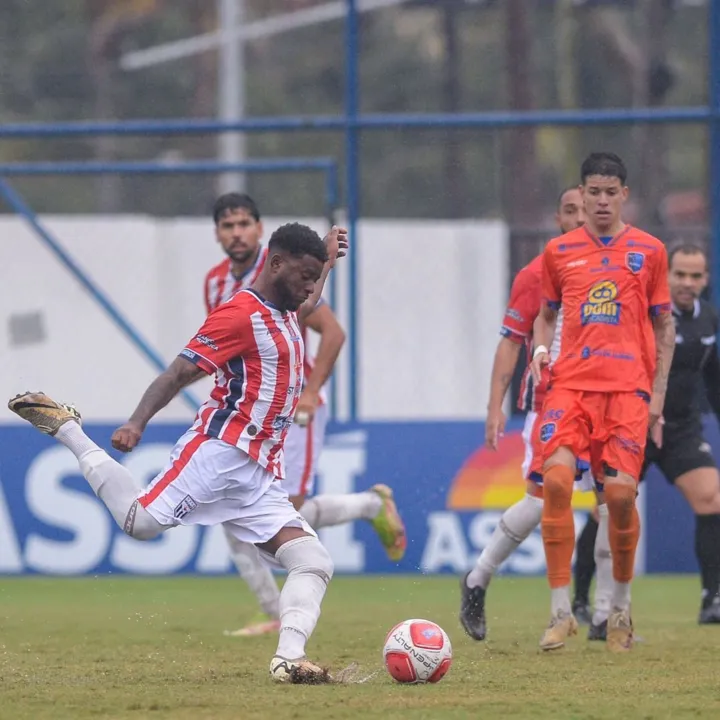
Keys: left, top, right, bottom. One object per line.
{"left": 218, "top": 0, "right": 246, "bottom": 194}
{"left": 325, "top": 163, "right": 340, "bottom": 422}
{"left": 711, "top": 0, "right": 720, "bottom": 308}
{"left": 345, "top": 0, "right": 360, "bottom": 423}
{"left": 120, "top": 0, "right": 405, "bottom": 71}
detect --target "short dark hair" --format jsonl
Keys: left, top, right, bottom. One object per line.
{"left": 557, "top": 186, "right": 579, "bottom": 209}
{"left": 668, "top": 241, "right": 707, "bottom": 268}
{"left": 580, "top": 152, "right": 628, "bottom": 185}
{"left": 268, "top": 223, "right": 328, "bottom": 264}
{"left": 212, "top": 193, "right": 261, "bottom": 224}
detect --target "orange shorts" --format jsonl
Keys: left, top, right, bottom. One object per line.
{"left": 526, "top": 410, "right": 593, "bottom": 488}
{"left": 534, "top": 388, "right": 650, "bottom": 482}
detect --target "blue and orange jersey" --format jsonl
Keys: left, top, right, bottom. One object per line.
{"left": 541, "top": 225, "right": 671, "bottom": 394}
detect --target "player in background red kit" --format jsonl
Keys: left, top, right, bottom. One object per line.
{"left": 10, "top": 224, "right": 351, "bottom": 682}
{"left": 205, "top": 194, "right": 406, "bottom": 637}
{"left": 531, "top": 152, "right": 675, "bottom": 652}
{"left": 460, "top": 188, "right": 613, "bottom": 641}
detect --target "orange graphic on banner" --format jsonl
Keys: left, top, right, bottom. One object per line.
{"left": 447, "top": 431, "right": 595, "bottom": 511}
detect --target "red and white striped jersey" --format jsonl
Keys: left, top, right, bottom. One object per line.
{"left": 204, "top": 248, "right": 267, "bottom": 314}
{"left": 204, "top": 245, "right": 326, "bottom": 406}
{"left": 181, "top": 289, "right": 304, "bottom": 479}
{"left": 499, "top": 254, "right": 561, "bottom": 413}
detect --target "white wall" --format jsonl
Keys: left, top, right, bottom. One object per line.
{"left": 0, "top": 215, "right": 507, "bottom": 424}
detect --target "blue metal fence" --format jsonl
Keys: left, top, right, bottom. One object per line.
{"left": 0, "top": 159, "right": 340, "bottom": 415}
{"left": 2, "top": 0, "right": 720, "bottom": 422}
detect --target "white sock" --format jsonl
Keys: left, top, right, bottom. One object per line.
{"left": 552, "top": 586, "right": 572, "bottom": 615}
{"left": 466, "top": 494, "right": 543, "bottom": 589}
{"left": 274, "top": 536, "right": 333, "bottom": 660}
{"left": 299, "top": 492, "right": 383, "bottom": 529}
{"left": 612, "top": 582, "right": 632, "bottom": 613}
{"left": 592, "top": 504, "right": 613, "bottom": 625}
{"left": 55, "top": 420, "right": 102, "bottom": 458}
{"left": 223, "top": 527, "right": 280, "bottom": 619}
{"left": 55, "top": 420, "right": 163, "bottom": 538}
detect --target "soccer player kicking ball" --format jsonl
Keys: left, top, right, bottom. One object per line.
{"left": 10, "top": 223, "right": 348, "bottom": 682}
{"left": 531, "top": 152, "right": 675, "bottom": 652}
{"left": 459, "top": 187, "right": 614, "bottom": 641}
{"left": 204, "top": 193, "right": 406, "bottom": 637}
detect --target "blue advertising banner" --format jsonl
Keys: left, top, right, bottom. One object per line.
{"left": 0, "top": 418, "right": 713, "bottom": 576}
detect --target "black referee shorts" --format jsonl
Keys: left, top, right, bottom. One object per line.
{"left": 641, "top": 421, "right": 716, "bottom": 484}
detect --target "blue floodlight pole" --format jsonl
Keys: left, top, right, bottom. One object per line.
{"left": 345, "top": 0, "right": 360, "bottom": 423}
{"left": 711, "top": 0, "right": 720, "bottom": 309}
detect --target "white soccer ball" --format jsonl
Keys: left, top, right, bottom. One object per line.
{"left": 382, "top": 619, "right": 453, "bottom": 684}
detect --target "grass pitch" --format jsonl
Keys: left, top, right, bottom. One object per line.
{"left": 0, "top": 575, "right": 718, "bottom": 719}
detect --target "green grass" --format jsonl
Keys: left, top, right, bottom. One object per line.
{"left": 0, "top": 575, "right": 718, "bottom": 719}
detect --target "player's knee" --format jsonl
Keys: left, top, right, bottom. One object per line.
{"left": 542, "top": 465, "right": 574, "bottom": 507}
{"left": 690, "top": 489, "right": 720, "bottom": 515}
{"left": 123, "top": 501, "right": 165, "bottom": 541}
{"left": 276, "top": 536, "right": 334, "bottom": 585}
{"left": 604, "top": 481, "right": 636, "bottom": 523}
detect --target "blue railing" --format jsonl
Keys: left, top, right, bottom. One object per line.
{"left": 0, "top": 159, "right": 340, "bottom": 415}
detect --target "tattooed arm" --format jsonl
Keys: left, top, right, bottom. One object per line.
{"left": 130, "top": 357, "right": 204, "bottom": 430}
{"left": 485, "top": 337, "right": 523, "bottom": 450}
{"left": 112, "top": 357, "right": 206, "bottom": 452}
{"left": 650, "top": 311, "right": 675, "bottom": 431}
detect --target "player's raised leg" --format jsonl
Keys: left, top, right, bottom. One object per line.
{"left": 298, "top": 486, "right": 406, "bottom": 561}
{"left": 285, "top": 409, "right": 407, "bottom": 562}
{"left": 8, "top": 392, "right": 167, "bottom": 540}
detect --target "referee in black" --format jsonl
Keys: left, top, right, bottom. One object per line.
{"left": 575, "top": 242, "right": 720, "bottom": 631}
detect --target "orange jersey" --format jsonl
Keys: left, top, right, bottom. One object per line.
{"left": 541, "top": 225, "right": 670, "bottom": 394}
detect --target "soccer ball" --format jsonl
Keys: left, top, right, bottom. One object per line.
{"left": 382, "top": 619, "right": 452, "bottom": 684}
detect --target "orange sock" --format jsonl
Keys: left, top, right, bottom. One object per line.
{"left": 605, "top": 483, "right": 640, "bottom": 583}
{"left": 541, "top": 465, "right": 575, "bottom": 588}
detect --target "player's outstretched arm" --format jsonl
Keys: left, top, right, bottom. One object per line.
{"left": 650, "top": 311, "right": 675, "bottom": 433}
{"left": 112, "top": 357, "right": 205, "bottom": 452}
{"left": 486, "top": 338, "right": 522, "bottom": 450}
{"left": 530, "top": 305, "right": 557, "bottom": 385}
{"left": 298, "top": 226, "right": 348, "bottom": 323}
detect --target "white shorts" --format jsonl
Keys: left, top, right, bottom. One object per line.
{"left": 521, "top": 411, "right": 595, "bottom": 493}
{"left": 283, "top": 403, "right": 328, "bottom": 497}
{"left": 138, "top": 430, "right": 314, "bottom": 545}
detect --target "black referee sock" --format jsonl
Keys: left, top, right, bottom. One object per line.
{"left": 573, "top": 515, "right": 598, "bottom": 605}
{"left": 695, "top": 514, "right": 720, "bottom": 602}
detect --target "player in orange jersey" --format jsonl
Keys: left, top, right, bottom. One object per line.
{"left": 459, "top": 187, "right": 613, "bottom": 641}
{"left": 531, "top": 152, "right": 675, "bottom": 652}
